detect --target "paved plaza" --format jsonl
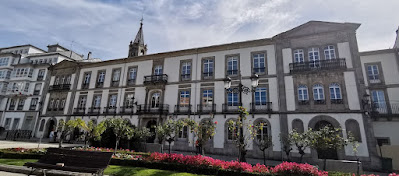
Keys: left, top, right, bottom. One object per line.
{"left": 0, "top": 140, "right": 83, "bottom": 149}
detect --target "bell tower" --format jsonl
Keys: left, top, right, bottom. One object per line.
{"left": 128, "top": 18, "right": 147, "bottom": 57}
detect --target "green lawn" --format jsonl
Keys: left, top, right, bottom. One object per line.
{"left": 0, "top": 159, "right": 206, "bottom": 176}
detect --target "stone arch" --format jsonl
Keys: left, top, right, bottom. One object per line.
{"left": 253, "top": 118, "right": 272, "bottom": 143}
{"left": 148, "top": 90, "right": 162, "bottom": 108}
{"left": 292, "top": 119, "right": 304, "bottom": 133}
{"left": 44, "top": 117, "right": 57, "bottom": 138}
{"left": 146, "top": 120, "right": 157, "bottom": 143}
{"left": 345, "top": 119, "right": 362, "bottom": 142}
{"left": 308, "top": 115, "right": 340, "bottom": 130}
{"left": 224, "top": 118, "right": 237, "bottom": 142}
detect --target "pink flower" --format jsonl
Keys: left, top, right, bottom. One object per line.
{"left": 214, "top": 121, "right": 218, "bottom": 125}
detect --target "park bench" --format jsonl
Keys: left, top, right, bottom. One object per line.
{"left": 24, "top": 148, "right": 113, "bottom": 176}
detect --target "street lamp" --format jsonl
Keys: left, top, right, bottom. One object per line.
{"left": 223, "top": 74, "right": 259, "bottom": 162}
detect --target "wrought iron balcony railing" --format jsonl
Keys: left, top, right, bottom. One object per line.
{"left": 111, "top": 81, "right": 119, "bottom": 87}
{"left": 253, "top": 67, "right": 266, "bottom": 74}
{"left": 120, "top": 106, "right": 135, "bottom": 114}
{"left": 203, "top": 72, "right": 213, "bottom": 78}
{"left": 89, "top": 107, "right": 101, "bottom": 115}
{"left": 37, "top": 76, "right": 44, "bottom": 81}
{"left": 371, "top": 103, "right": 399, "bottom": 116}
{"left": 103, "top": 106, "right": 117, "bottom": 114}
{"left": 289, "top": 58, "right": 346, "bottom": 73}
{"left": 222, "top": 103, "right": 242, "bottom": 113}
{"left": 174, "top": 104, "right": 191, "bottom": 114}
{"left": 74, "top": 107, "right": 85, "bottom": 115}
{"left": 226, "top": 70, "right": 238, "bottom": 76}
{"left": 81, "top": 83, "right": 89, "bottom": 89}
{"left": 197, "top": 104, "right": 216, "bottom": 114}
{"left": 96, "top": 82, "right": 104, "bottom": 88}
{"left": 137, "top": 104, "right": 169, "bottom": 114}
{"left": 49, "top": 84, "right": 71, "bottom": 91}
{"left": 127, "top": 79, "right": 136, "bottom": 86}
{"left": 250, "top": 102, "right": 272, "bottom": 113}
{"left": 143, "top": 74, "right": 168, "bottom": 85}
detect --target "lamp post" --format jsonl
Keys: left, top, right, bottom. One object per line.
{"left": 223, "top": 73, "right": 259, "bottom": 162}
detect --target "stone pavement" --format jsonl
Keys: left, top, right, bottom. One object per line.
{"left": 0, "top": 140, "right": 83, "bottom": 149}
{"left": 0, "top": 171, "right": 25, "bottom": 176}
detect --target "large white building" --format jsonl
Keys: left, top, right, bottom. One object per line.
{"left": 33, "top": 21, "right": 385, "bottom": 170}
{"left": 0, "top": 44, "right": 85, "bottom": 138}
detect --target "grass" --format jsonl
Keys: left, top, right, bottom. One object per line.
{"left": 0, "top": 159, "right": 207, "bottom": 176}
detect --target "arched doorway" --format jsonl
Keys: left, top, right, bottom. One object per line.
{"left": 146, "top": 120, "right": 157, "bottom": 143}
{"left": 314, "top": 120, "right": 338, "bottom": 159}
{"left": 45, "top": 119, "right": 56, "bottom": 138}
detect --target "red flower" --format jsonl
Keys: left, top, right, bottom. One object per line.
{"left": 214, "top": 121, "right": 218, "bottom": 125}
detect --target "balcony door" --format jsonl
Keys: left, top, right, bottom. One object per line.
{"left": 150, "top": 92, "right": 161, "bottom": 108}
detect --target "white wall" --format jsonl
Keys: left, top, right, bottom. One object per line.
{"left": 344, "top": 71, "right": 361, "bottom": 110}
{"left": 338, "top": 42, "right": 353, "bottom": 69}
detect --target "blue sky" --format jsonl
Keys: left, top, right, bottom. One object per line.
{"left": 1, "top": 0, "right": 398, "bottom": 60}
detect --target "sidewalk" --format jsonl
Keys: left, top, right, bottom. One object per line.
{"left": 0, "top": 140, "right": 83, "bottom": 149}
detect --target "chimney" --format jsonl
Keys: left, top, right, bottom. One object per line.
{"left": 87, "top": 52, "right": 92, "bottom": 60}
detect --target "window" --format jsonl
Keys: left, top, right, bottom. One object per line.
{"left": 48, "top": 99, "right": 54, "bottom": 110}
{"left": 308, "top": 48, "right": 320, "bottom": 68}
{"left": 0, "top": 57, "right": 9, "bottom": 66}
{"left": 60, "top": 99, "right": 66, "bottom": 110}
{"left": 179, "top": 90, "right": 190, "bottom": 106}
{"left": 367, "top": 65, "right": 380, "bottom": 83}
{"left": 253, "top": 53, "right": 266, "bottom": 73}
{"left": 127, "top": 67, "right": 137, "bottom": 85}
{"left": 82, "top": 72, "right": 91, "bottom": 88}
{"left": 313, "top": 84, "right": 325, "bottom": 101}
{"left": 203, "top": 58, "right": 213, "bottom": 78}
{"left": 97, "top": 70, "right": 106, "bottom": 87}
{"left": 17, "top": 99, "right": 25, "bottom": 110}
{"left": 294, "top": 49, "right": 304, "bottom": 63}
{"left": 9, "top": 99, "right": 16, "bottom": 110}
{"left": 55, "top": 99, "right": 60, "bottom": 110}
{"left": 178, "top": 121, "right": 188, "bottom": 139}
{"left": 37, "top": 69, "right": 45, "bottom": 80}
{"left": 154, "top": 65, "right": 163, "bottom": 75}
{"left": 255, "top": 121, "right": 268, "bottom": 142}
{"left": 108, "top": 94, "right": 117, "bottom": 107}
{"left": 34, "top": 83, "right": 41, "bottom": 95}
{"left": 227, "top": 121, "right": 238, "bottom": 141}
{"left": 12, "top": 68, "right": 33, "bottom": 78}
{"left": 324, "top": 45, "right": 336, "bottom": 60}
{"left": 112, "top": 69, "right": 121, "bottom": 84}
{"left": 93, "top": 95, "right": 102, "bottom": 108}
{"left": 54, "top": 77, "right": 59, "bottom": 85}
{"left": 24, "top": 83, "right": 29, "bottom": 92}
{"left": 298, "top": 85, "right": 309, "bottom": 102}
{"left": 124, "top": 93, "right": 135, "bottom": 107}
{"left": 254, "top": 87, "right": 267, "bottom": 105}
{"left": 371, "top": 90, "right": 386, "bottom": 113}
{"left": 202, "top": 89, "right": 213, "bottom": 105}
{"left": 329, "top": 83, "right": 342, "bottom": 103}
{"left": 4, "top": 118, "right": 11, "bottom": 130}
{"left": 181, "top": 61, "right": 191, "bottom": 81}
{"left": 78, "top": 96, "right": 87, "bottom": 108}
{"left": 0, "top": 70, "right": 11, "bottom": 79}
{"left": 151, "top": 92, "right": 160, "bottom": 108}
{"left": 39, "top": 119, "right": 45, "bottom": 131}
{"left": 22, "top": 116, "right": 34, "bottom": 130}
{"left": 345, "top": 119, "right": 362, "bottom": 142}
{"left": 227, "top": 92, "right": 239, "bottom": 106}
{"left": 11, "top": 118, "right": 20, "bottom": 130}
{"left": 227, "top": 56, "right": 239, "bottom": 76}
{"left": 30, "top": 98, "right": 38, "bottom": 110}
{"left": 60, "top": 76, "right": 66, "bottom": 85}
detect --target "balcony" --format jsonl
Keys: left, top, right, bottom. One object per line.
{"left": 253, "top": 67, "right": 266, "bottom": 74}
{"left": 250, "top": 102, "right": 272, "bottom": 113}
{"left": 89, "top": 107, "right": 101, "bottom": 115}
{"left": 74, "top": 107, "right": 86, "bottom": 115}
{"left": 81, "top": 83, "right": 89, "bottom": 89}
{"left": 127, "top": 79, "right": 136, "bottom": 86}
{"left": 111, "top": 81, "right": 119, "bottom": 87}
{"left": 181, "top": 74, "right": 191, "bottom": 81}
{"left": 289, "top": 58, "right": 346, "bottom": 73}
{"left": 197, "top": 104, "right": 216, "bottom": 114}
{"left": 37, "top": 76, "right": 44, "bottom": 81}
{"left": 103, "top": 106, "right": 117, "bottom": 115}
{"left": 137, "top": 104, "right": 169, "bottom": 114}
{"left": 33, "top": 90, "right": 40, "bottom": 95}
{"left": 49, "top": 84, "right": 71, "bottom": 91}
{"left": 371, "top": 103, "right": 399, "bottom": 120}
{"left": 120, "top": 106, "right": 135, "bottom": 115}
{"left": 226, "top": 70, "right": 238, "bottom": 76}
{"left": 96, "top": 82, "right": 104, "bottom": 88}
{"left": 174, "top": 104, "right": 192, "bottom": 114}
{"left": 143, "top": 74, "right": 168, "bottom": 85}
{"left": 222, "top": 103, "right": 242, "bottom": 113}
{"left": 203, "top": 72, "right": 213, "bottom": 79}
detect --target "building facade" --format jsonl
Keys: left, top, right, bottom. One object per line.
{"left": 35, "top": 21, "right": 383, "bottom": 169}
{"left": 0, "top": 44, "right": 85, "bottom": 137}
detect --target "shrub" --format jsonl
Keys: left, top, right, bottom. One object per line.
{"left": 272, "top": 162, "right": 328, "bottom": 176}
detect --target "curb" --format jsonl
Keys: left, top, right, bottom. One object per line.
{"left": 0, "top": 164, "right": 91, "bottom": 176}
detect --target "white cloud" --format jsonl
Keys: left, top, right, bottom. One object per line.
{"left": 0, "top": 0, "right": 398, "bottom": 60}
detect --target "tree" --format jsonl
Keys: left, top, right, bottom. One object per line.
{"left": 81, "top": 120, "right": 106, "bottom": 148}
{"left": 103, "top": 118, "right": 134, "bottom": 154}
{"left": 155, "top": 124, "right": 167, "bottom": 153}
{"left": 258, "top": 136, "right": 273, "bottom": 165}
{"left": 154, "top": 119, "right": 184, "bottom": 154}
{"left": 280, "top": 133, "right": 293, "bottom": 161}
{"left": 184, "top": 116, "right": 216, "bottom": 156}
{"left": 57, "top": 118, "right": 86, "bottom": 148}
{"left": 308, "top": 126, "right": 351, "bottom": 171}
{"left": 132, "top": 127, "right": 152, "bottom": 151}
{"left": 289, "top": 129, "right": 311, "bottom": 163}
{"left": 227, "top": 106, "right": 258, "bottom": 162}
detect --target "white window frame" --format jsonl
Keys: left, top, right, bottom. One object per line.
{"left": 294, "top": 49, "right": 304, "bottom": 63}
{"left": 329, "top": 83, "right": 342, "bottom": 100}
{"left": 324, "top": 45, "right": 336, "bottom": 60}
{"left": 308, "top": 48, "right": 320, "bottom": 68}
{"left": 313, "top": 84, "right": 325, "bottom": 100}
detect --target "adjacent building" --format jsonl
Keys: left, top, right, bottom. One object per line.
{"left": 37, "top": 21, "right": 383, "bottom": 169}
{"left": 0, "top": 44, "right": 85, "bottom": 137}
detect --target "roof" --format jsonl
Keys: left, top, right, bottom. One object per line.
{"left": 0, "top": 44, "right": 47, "bottom": 53}
{"left": 133, "top": 22, "right": 144, "bottom": 45}
{"left": 360, "top": 48, "right": 398, "bottom": 56}
{"left": 47, "top": 44, "right": 70, "bottom": 51}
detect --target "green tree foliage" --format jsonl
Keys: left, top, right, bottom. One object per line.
{"left": 227, "top": 106, "right": 258, "bottom": 162}
{"left": 183, "top": 116, "right": 216, "bottom": 156}
{"left": 155, "top": 119, "right": 185, "bottom": 154}
{"left": 80, "top": 120, "right": 107, "bottom": 148}
{"left": 57, "top": 118, "right": 87, "bottom": 148}
{"left": 103, "top": 118, "right": 134, "bottom": 154}
{"left": 288, "top": 129, "right": 311, "bottom": 163}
